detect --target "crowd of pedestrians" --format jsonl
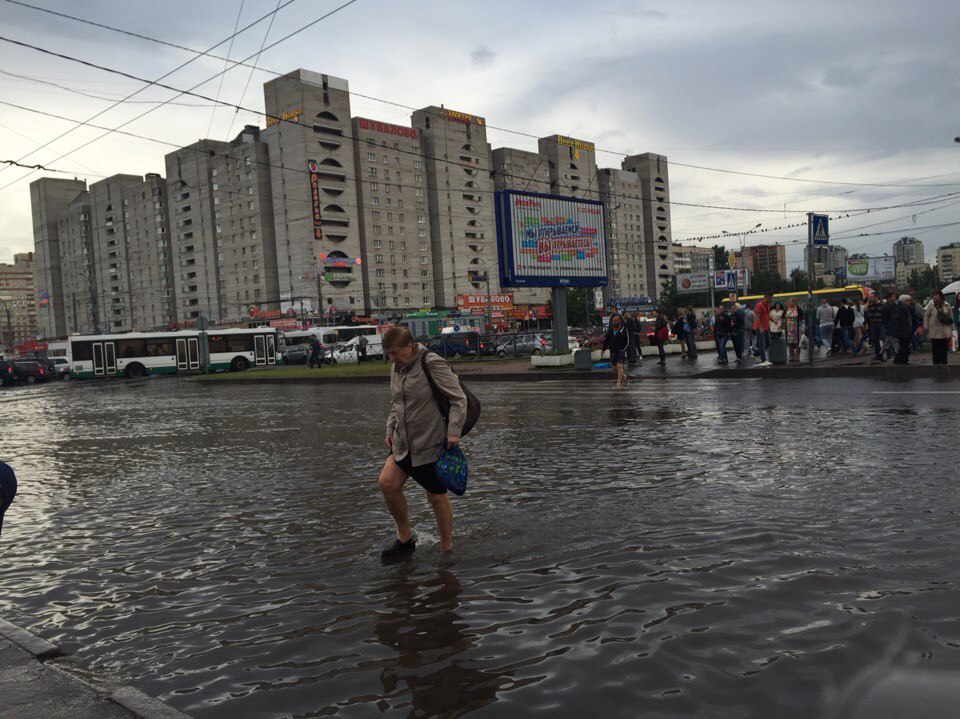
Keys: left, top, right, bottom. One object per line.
{"left": 601, "top": 291, "right": 956, "bottom": 385}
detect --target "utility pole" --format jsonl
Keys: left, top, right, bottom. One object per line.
{"left": 807, "top": 212, "right": 815, "bottom": 367}
{"left": 315, "top": 270, "right": 324, "bottom": 327}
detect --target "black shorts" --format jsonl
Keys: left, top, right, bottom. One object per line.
{"left": 394, "top": 454, "right": 447, "bottom": 494}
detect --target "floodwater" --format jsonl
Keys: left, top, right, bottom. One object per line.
{"left": 2, "top": 377, "right": 960, "bottom": 718}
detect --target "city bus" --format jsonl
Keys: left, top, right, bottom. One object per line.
{"left": 69, "top": 327, "right": 277, "bottom": 379}
{"left": 731, "top": 284, "right": 874, "bottom": 307}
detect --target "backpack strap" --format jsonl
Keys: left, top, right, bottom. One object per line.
{"left": 419, "top": 353, "right": 450, "bottom": 421}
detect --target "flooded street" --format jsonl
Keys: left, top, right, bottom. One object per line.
{"left": 2, "top": 377, "right": 960, "bottom": 718}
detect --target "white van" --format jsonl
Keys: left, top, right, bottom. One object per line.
{"left": 332, "top": 335, "right": 383, "bottom": 364}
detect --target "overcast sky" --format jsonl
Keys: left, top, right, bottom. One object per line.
{"left": 1, "top": 0, "right": 959, "bottom": 275}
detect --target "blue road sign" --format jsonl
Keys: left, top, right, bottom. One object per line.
{"left": 810, "top": 214, "right": 829, "bottom": 246}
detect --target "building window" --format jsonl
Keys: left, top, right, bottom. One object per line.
{"left": 370, "top": 182, "right": 379, "bottom": 191}
{"left": 419, "top": 241, "right": 427, "bottom": 251}
{"left": 247, "top": 187, "right": 254, "bottom": 195}
{"left": 417, "top": 215, "right": 425, "bottom": 223}
{"left": 211, "top": 168, "right": 218, "bottom": 177}
{"left": 368, "top": 167, "right": 377, "bottom": 177}
{"left": 213, "top": 197, "right": 220, "bottom": 205}
{"left": 371, "top": 197, "right": 380, "bottom": 206}
{"left": 414, "top": 173, "right": 422, "bottom": 183}
{"left": 414, "top": 160, "right": 422, "bottom": 169}
{"left": 374, "top": 240, "right": 382, "bottom": 248}
{"left": 418, "top": 229, "right": 426, "bottom": 237}
{"left": 375, "top": 254, "right": 383, "bottom": 263}
{"left": 368, "top": 152, "right": 376, "bottom": 162}
{"left": 373, "top": 225, "right": 382, "bottom": 234}
{"left": 372, "top": 211, "right": 381, "bottom": 220}
{"left": 415, "top": 188, "right": 424, "bottom": 197}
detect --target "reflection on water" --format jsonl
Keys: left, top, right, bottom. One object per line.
{"left": 2, "top": 378, "right": 960, "bottom": 718}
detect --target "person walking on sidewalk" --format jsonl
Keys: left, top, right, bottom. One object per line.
{"left": 744, "top": 304, "right": 756, "bottom": 356}
{"left": 730, "top": 302, "right": 746, "bottom": 363}
{"left": 835, "top": 299, "right": 855, "bottom": 354}
{"left": 685, "top": 306, "right": 699, "bottom": 360}
{"left": 379, "top": 326, "right": 467, "bottom": 558}
{"left": 785, "top": 298, "right": 802, "bottom": 362}
{"left": 624, "top": 312, "right": 639, "bottom": 366}
{"left": 714, "top": 305, "right": 732, "bottom": 364}
{"left": 852, "top": 299, "right": 866, "bottom": 354}
{"left": 603, "top": 314, "right": 630, "bottom": 388}
{"left": 864, "top": 295, "right": 885, "bottom": 361}
{"left": 888, "top": 295, "right": 915, "bottom": 365}
{"left": 653, "top": 309, "right": 669, "bottom": 365}
{"left": 673, "top": 309, "right": 688, "bottom": 359}
{"left": 753, "top": 293, "right": 772, "bottom": 366}
{"left": 817, "top": 298, "right": 835, "bottom": 353}
{"left": 881, "top": 292, "right": 898, "bottom": 359}
{"left": 924, "top": 290, "right": 954, "bottom": 365}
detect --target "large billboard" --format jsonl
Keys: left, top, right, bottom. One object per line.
{"left": 846, "top": 255, "right": 894, "bottom": 282}
{"left": 495, "top": 190, "right": 607, "bottom": 288}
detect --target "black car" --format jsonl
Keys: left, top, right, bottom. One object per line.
{"left": 425, "top": 332, "right": 483, "bottom": 358}
{"left": 11, "top": 360, "right": 51, "bottom": 384}
{"left": 0, "top": 360, "right": 16, "bottom": 387}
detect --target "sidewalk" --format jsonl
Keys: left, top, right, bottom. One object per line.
{"left": 0, "top": 618, "right": 188, "bottom": 719}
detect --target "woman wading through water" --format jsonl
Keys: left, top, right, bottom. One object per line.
{"left": 378, "top": 326, "right": 467, "bottom": 559}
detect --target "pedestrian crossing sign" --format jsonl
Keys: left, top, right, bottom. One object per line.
{"left": 810, "top": 214, "right": 829, "bottom": 246}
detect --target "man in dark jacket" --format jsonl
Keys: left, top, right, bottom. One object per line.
{"left": 714, "top": 305, "right": 732, "bottom": 364}
{"left": 308, "top": 336, "right": 324, "bottom": 368}
{"left": 685, "top": 308, "right": 699, "bottom": 359}
{"left": 887, "top": 295, "right": 915, "bottom": 365}
{"left": 864, "top": 295, "right": 885, "bottom": 361}
{"left": 835, "top": 300, "right": 855, "bottom": 354}
{"left": 881, "top": 292, "right": 898, "bottom": 359}
{"left": 730, "top": 303, "right": 746, "bottom": 363}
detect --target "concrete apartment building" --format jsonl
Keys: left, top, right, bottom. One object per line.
{"left": 31, "top": 177, "right": 88, "bottom": 338}
{"left": 804, "top": 244, "right": 848, "bottom": 274}
{"left": 165, "top": 126, "right": 277, "bottom": 324}
{"left": 737, "top": 244, "right": 786, "bottom": 278}
{"left": 263, "top": 70, "right": 364, "bottom": 320}
{"left": 893, "top": 236, "right": 924, "bottom": 265}
{"left": 30, "top": 68, "right": 674, "bottom": 334}
{"left": 621, "top": 153, "right": 674, "bottom": 300}
{"left": 598, "top": 169, "right": 649, "bottom": 301}
{"left": 0, "top": 252, "right": 38, "bottom": 346}
{"left": 412, "top": 104, "right": 501, "bottom": 309}
{"left": 895, "top": 261, "right": 931, "bottom": 289}
{"left": 936, "top": 242, "right": 960, "bottom": 284}
{"left": 672, "top": 244, "right": 713, "bottom": 275}
{"left": 352, "top": 116, "right": 434, "bottom": 313}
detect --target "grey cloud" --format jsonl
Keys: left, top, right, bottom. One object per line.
{"left": 471, "top": 46, "right": 495, "bottom": 68}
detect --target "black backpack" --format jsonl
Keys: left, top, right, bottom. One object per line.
{"left": 420, "top": 353, "right": 481, "bottom": 436}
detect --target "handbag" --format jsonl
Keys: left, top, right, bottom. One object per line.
{"left": 435, "top": 442, "right": 468, "bottom": 495}
{"left": 657, "top": 325, "right": 669, "bottom": 342}
{"left": 936, "top": 308, "right": 954, "bottom": 325}
{"left": 420, "top": 353, "right": 481, "bottom": 436}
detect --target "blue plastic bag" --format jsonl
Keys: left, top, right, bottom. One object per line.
{"left": 435, "top": 444, "right": 468, "bottom": 496}
{"left": 593, "top": 361, "right": 611, "bottom": 369}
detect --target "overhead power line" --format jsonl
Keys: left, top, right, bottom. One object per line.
{"left": 0, "top": 0, "right": 299, "bottom": 178}
{"left": 4, "top": 0, "right": 958, "bottom": 192}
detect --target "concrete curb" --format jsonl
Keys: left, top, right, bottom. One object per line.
{"left": 693, "top": 364, "right": 960, "bottom": 380}
{"left": 0, "top": 618, "right": 191, "bottom": 719}
{"left": 0, "top": 617, "right": 61, "bottom": 659}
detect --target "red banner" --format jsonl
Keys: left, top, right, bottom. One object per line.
{"left": 307, "top": 159, "right": 322, "bottom": 240}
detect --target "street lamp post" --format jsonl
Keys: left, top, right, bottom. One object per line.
{"left": 721, "top": 223, "right": 762, "bottom": 298}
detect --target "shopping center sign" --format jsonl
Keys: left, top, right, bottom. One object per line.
{"left": 456, "top": 293, "right": 513, "bottom": 312}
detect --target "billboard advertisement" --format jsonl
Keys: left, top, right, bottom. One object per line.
{"left": 677, "top": 272, "right": 710, "bottom": 293}
{"left": 495, "top": 190, "right": 607, "bottom": 288}
{"left": 456, "top": 293, "right": 514, "bottom": 312}
{"left": 846, "top": 256, "right": 894, "bottom": 282}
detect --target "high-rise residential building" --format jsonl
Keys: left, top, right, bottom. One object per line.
{"left": 412, "top": 105, "right": 500, "bottom": 308}
{"left": 29, "top": 67, "right": 672, "bottom": 334}
{"left": 621, "top": 153, "right": 674, "bottom": 300}
{"left": 490, "top": 148, "right": 551, "bottom": 306}
{"left": 737, "top": 244, "right": 786, "bottom": 277}
{"left": 263, "top": 69, "right": 362, "bottom": 321}
{"left": 30, "top": 177, "right": 88, "bottom": 338}
{"left": 352, "top": 116, "right": 434, "bottom": 313}
{"left": 936, "top": 242, "right": 960, "bottom": 284}
{"left": 537, "top": 135, "right": 599, "bottom": 200}
{"left": 598, "top": 169, "right": 648, "bottom": 300}
{"left": 165, "top": 126, "right": 277, "bottom": 324}
{"left": 804, "top": 244, "right": 848, "bottom": 273}
{"left": 893, "top": 236, "right": 924, "bottom": 265}
{"left": 672, "top": 244, "right": 713, "bottom": 274}
{"left": 895, "top": 261, "right": 931, "bottom": 289}
{"left": 0, "top": 252, "right": 38, "bottom": 346}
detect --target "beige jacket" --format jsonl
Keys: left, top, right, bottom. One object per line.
{"left": 924, "top": 301, "right": 954, "bottom": 340}
{"left": 386, "top": 345, "right": 468, "bottom": 467}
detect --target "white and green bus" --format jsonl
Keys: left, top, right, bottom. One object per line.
{"left": 69, "top": 328, "right": 277, "bottom": 379}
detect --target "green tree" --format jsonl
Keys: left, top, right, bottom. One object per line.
{"left": 713, "top": 245, "right": 727, "bottom": 270}
{"left": 548, "top": 287, "right": 601, "bottom": 328}
{"left": 790, "top": 267, "right": 809, "bottom": 291}
{"left": 657, "top": 276, "right": 680, "bottom": 318}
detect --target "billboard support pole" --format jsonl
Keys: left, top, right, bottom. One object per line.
{"left": 708, "top": 256, "right": 716, "bottom": 309}
{"left": 485, "top": 273, "right": 492, "bottom": 332}
{"left": 551, "top": 287, "right": 569, "bottom": 352}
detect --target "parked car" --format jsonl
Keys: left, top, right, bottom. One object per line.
{"left": 49, "top": 357, "right": 72, "bottom": 380}
{"left": 425, "top": 332, "right": 483, "bottom": 358}
{"left": 11, "top": 360, "right": 51, "bottom": 384}
{"left": 496, "top": 333, "right": 549, "bottom": 357}
{"left": 0, "top": 360, "right": 16, "bottom": 387}
{"left": 280, "top": 344, "right": 333, "bottom": 365}
{"left": 333, "top": 335, "right": 384, "bottom": 363}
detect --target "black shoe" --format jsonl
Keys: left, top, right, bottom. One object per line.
{"left": 657, "top": 360, "right": 665, "bottom": 365}
{"left": 381, "top": 536, "right": 416, "bottom": 560}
